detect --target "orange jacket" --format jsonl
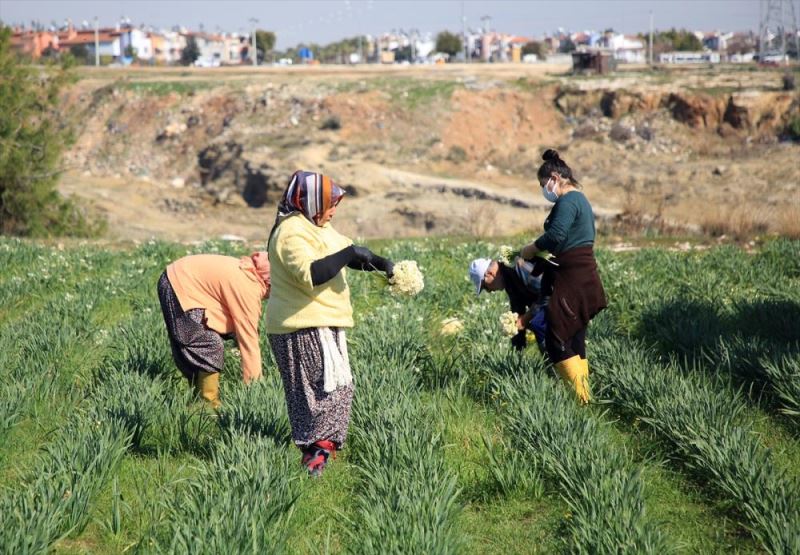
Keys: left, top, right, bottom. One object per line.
{"left": 167, "top": 254, "right": 267, "bottom": 383}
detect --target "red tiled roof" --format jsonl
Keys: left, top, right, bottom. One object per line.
{"left": 60, "top": 32, "right": 118, "bottom": 46}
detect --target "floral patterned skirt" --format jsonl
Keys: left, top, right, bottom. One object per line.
{"left": 269, "top": 327, "right": 353, "bottom": 448}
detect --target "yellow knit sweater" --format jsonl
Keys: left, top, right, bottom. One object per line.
{"left": 266, "top": 213, "right": 354, "bottom": 334}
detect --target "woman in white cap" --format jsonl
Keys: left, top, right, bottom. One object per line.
{"left": 468, "top": 256, "right": 543, "bottom": 351}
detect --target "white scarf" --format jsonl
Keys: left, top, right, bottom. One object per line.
{"left": 319, "top": 328, "right": 352, "bottom": 393}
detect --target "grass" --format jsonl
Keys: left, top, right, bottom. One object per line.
{"left": 509, "top": 76, "right": 554, "bottom": 93}
{"left": 335, "top": 76, "right": 462, "bottom": 109}
{"left": 1, "top": 236, "right": 799, "bottom": 553}
{"left": 606, "top": 417, "right": 760, "bottom": 553}
{"left": 118, "top": 80, "right": 220, "bottom": 96}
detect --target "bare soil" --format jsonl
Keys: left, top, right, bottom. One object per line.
{"left": 58, "top": 63, "right": 800, "bottom": 243}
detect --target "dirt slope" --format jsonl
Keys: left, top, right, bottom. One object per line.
{"left": 58, "top": 64, "right": 800, "bottom": 242}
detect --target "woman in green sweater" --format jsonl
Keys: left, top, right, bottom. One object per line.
{"left": 267, "top": 170, "right": 394, "bottom": 476}
{"left": 519, "top": 149, "right": 607, "bottom": 403}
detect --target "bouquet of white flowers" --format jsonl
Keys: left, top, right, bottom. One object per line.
{"left": 499, "top": 311, "right": 520, "bottom": 337}
{"left": 440, "top": 317, "right": 464, "bottom": 336}
{"left": 497, "top": 245, "right": 515, "bottom": 265}
{"left": 388, "top": 260, "right": 424, "bottom": 296}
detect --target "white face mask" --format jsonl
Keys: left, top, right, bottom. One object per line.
{"left": 542, "top": 178, "right": 559, "bottom": 203}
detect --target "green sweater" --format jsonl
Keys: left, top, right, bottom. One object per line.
{"left": 534, "top": 191, "right": 595, "bottom": 255}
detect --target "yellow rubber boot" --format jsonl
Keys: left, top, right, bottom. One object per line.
{"left": 580, "top": 357, "right": 591, "bottom": 403}
{"left": 554, "top": 355, "right": 591, "bottom": 404}
{"left": 195, "top": 370, "right": 221, "bottom": 410}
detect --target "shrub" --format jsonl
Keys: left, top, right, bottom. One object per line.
{"left": 320, "top": 115, "right": 341, "bottom": 130}
{"left": 447, "top": 145, "right": 467, "bottom": 163}
{"left": 785, "top": 115, "right": 800, "bottom": 141}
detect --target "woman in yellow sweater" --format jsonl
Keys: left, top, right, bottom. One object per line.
{"left": 267, "top": 170, "right": 394, "bottom": 477}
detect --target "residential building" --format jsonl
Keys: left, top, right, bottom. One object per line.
{"left": 10, "top": 28, "right": 59, "bottom": 58}
{"left": 703, "top": 31, "right": 733, "bottom": 53}
{"left": 185, "top": 32, "right": 226, "bottom": 66}
{"left": 601, "top": 33, "right": 646, "bottom": 63}
{"left": 116, "top": 27, "right": 153, "bottom": 60}
{"left": 159, "top": 31, "right": 187, "bottom": 64}
{"left": 479, "top": 32, "right": 519, "bottom": 62}
{"left": 222, "top": 34, "right": 246, "bottom": 65}
{"left": 508, "top": 36, "right": 530, "bottom": 63}
{"left": 373, "top": 31, "right": 435, "bottom": 63}
{"left": 58, "top": 28, "right": 122, "bottom": 60}
{"left": 542, "top": 35, "right": 560, "bottom": 53}
{"left": 149, "top": 32, "right": 168, "bottom": 64}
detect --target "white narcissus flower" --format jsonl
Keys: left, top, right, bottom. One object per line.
{"left": 440, "top": 317, "right": 464, "bottom": 335}
{"left": 498, "top": 245, "right": 514, "bottom": 264}
{"left": 388, "top": 260, "right": 424, "bottom": 296}
{"left": 499, "top": 311, "right": 520, "bottom": 337}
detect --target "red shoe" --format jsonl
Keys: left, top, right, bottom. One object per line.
{"left": 301, "top": 440, "right": 337, "bottom": 477}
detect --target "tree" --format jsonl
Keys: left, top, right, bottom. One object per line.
{"left": 69, "top": 44, "right": 90, "bottom": 64}
{"left": 521, "top": 40, "right": 546, "bottom": 60}
{"left": 41, "top": 45, "right": 59, "bottom": 60}
{"left": 394, "top": 45, "right": 412, "bottom": 62}
{"left": 255, "top": 30, "right": 276, "bottom": 62}
{"left": 0, "top": 27, "right": 99, "bottom": 236}
{"left": 180, "top": 35, "right": 200, "bottom": 66}
{"left": 559, "top": 37, "right": 576, "bottom": 53}
{"left": 670, "top": 29, "right": 702, "bottom": 51}
{"left": 647, "top": 28, "right": 703, "bottom": 53}
{"left": 435, "top": 31, "right": 462, "bottom": 59}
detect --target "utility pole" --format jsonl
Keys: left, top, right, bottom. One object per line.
{"left": 249, "top": 17, "right": 258, "bottom": 67}
{"left": 461, "top": 0, "right": 468, "bottom": 63}
{"left": 94, "top": 16, "right": 99, "bottom": 66}
{"left": 759, "top": 0, "right": 798, "bottom": 65}
{"left": 759, "top": 0, "right": 764, "bottom": 61}
{"left": 648, "top": 10, "right": 654, "bottom": 65}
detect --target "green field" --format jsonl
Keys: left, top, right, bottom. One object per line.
{"left": 1, "top": 237, "right": 799, "bottom": 554}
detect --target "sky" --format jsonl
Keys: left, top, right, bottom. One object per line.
{"left": 1, "top": 0, "right": 764, "bottom": 48}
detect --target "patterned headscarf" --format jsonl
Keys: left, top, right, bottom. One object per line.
{"left": 278, "top": 170, "right": 345, "bottom": 225}
{"left": 268, "top": 170, "right": 346, "bottom": 246}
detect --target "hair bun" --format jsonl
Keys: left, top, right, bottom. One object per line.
{"left": 542, "top": 149, "right": 560, "bottom": 162}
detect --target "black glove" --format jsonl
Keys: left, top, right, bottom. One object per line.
{"left": 348, "top": 245, "right": 394, "bottom": 276}
{"left": 352, "top": 245, "right": 374, "bottom": 265}
{"left": 371, "top": 254, "right": 394, "bottom": 278}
